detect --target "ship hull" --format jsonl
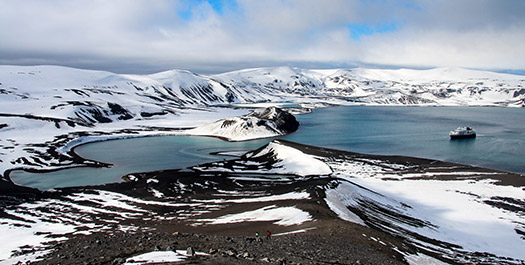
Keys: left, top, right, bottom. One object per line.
{"left": 450, "top": 134, "right": 476, "bottom": 139}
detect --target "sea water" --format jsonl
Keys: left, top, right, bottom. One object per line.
{"left": 10, "top": 106, "right": 525, "bottom": 190}
{"left": 284, "top": 106, "right": 525, "bottom": 174}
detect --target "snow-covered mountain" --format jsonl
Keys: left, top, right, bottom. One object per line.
{"left": 1, "top": 65, "right": 525, "bottom": 264}
{"left": 1, "top": 64, "right": 524, "bottom": 178}
{"left": 0, "top": 65, "right": 268, "bottom": 127}
{"left": 214, "top": 66, "right": 525, "bottom": 107}
{"left": 1, "top": 65, "right": 524, "bottom": 128}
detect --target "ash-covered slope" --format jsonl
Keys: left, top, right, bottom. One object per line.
{"left": 195, "top": 140, "right": 525, "bottom": 264}
{"left": 187, "top": 107, "right": 299, "bottom": 141}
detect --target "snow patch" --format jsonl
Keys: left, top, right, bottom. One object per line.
{"left": 197, "top": 205, "right": 312, "bottom": 226}
{"left": 195, "top": 191, "right": 310, "bottom": 204}
{"left": 248, "top": 141, "right": 332, "bottom": 176}
{"left": 404, "top": 253, "right": 450, "bottom": 265}
{"left": 186, "top": 107, "right": 298, "bottom": 141}
{"left": 123, "top": 250, "right": 207, "bottom": 264}
{"left": 272, "top": 227, "right": 317, "bottom": 237}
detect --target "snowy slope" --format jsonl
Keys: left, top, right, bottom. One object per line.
{"left": 215, "top": 66, "right": 525, "bottom": 107}
{"left": 187, "top": 107, "right": 299, "bottom": 141}
{"left": 1, "top": 64, "right": 525, "bottom": 179}
{"left": 0, "top": 65, "right": 275, "bottom": 126}
{"left": 194, "top": 140, "right": 525, "bottom": 264}
{"left": 1, "top": 64, "right": 523, "bottom": 128}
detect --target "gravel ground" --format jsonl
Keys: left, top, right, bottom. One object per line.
{"left": 8, "top": 139, "right": 521, "bottom": 265}
{"left": 10, "top": 173, "right": 411, "bottom": 265}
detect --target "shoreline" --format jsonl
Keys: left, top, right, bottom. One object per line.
{"left": 3, "top": 106, "right": 303, "bottom": 185}
{"left": 6, "top": 127, "right": 524, "bottom": 191}
{"left": 3, "top": 105, "right": 525, "bottom": 186}
{"left": 1, "top": 104, "right": 525, "bottom": 264}
{"left": 1, "top": 140, "right": 524, "bottom": 264}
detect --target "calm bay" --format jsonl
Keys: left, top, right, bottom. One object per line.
{"left": 11, "top": 106, "right": 525, "bottom": 190}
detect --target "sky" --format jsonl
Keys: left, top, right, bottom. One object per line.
{"left": 1, "top": 0, "right": 525, "bottom": 74}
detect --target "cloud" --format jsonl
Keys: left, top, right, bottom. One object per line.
{"left": 360, "top": 27, "right": 525, "bottom": 70}
{"left": 0, "top": 0, "right": 524, "bottom": 73}
{"left": 356, "top": 0, "right": 525, "bottom": 70}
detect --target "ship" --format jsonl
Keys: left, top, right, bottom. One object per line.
{"left": 450, "top": 127, "right": 476, "bottom": 139}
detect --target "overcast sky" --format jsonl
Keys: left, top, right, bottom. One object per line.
{"left": 1, "top": 0, "right": 525, "bottom": 74}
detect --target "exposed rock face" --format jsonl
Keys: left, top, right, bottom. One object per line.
{"left": 247, "top": 107, "right": 299, "bottom": 134}
{"left": 187, "top": 107, "right": 299, "bottom": 141}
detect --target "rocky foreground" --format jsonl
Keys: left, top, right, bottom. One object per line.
{"left": 29, "top": 177, "right": 407, "bottom": 265}
{"left": 1, "top": 172, "right": 407, "bottom": 265}
{"left": 1, "top": 140, "right": 524, "bottom": 264}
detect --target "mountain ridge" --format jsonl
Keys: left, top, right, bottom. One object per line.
{"left": 1, "top": 64, "right": 524, "bottom": 175}
{"left": 1, "top": 64, "right": 524, "bottom": 130}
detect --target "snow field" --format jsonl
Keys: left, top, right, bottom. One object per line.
{"left": 196, "top": 205, "right": 312, "bottom": 227}
{"left": 123, "top": 250, "right": 208, "bottom": 264}
{"left": 226, "top": 140, "right": 525, "bottom": 263}
{"left": 247, "top": 141, "right": 333, "bottom": 176}
{"left": 0, "top": 190, "right": 214, "bottom": 264}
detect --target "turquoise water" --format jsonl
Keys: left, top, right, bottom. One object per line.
{"left": 10, "top": 106, "right": 525, "bottom": 190}
{"left": 11, "top": 136, "right": 270, "bottom": 190}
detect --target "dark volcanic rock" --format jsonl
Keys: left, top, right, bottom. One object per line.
{"left": 189, "top": 107, "right": 300, "bottom": 141}
{"left": 248, "top": 107, "right": 299, "bottom": 134}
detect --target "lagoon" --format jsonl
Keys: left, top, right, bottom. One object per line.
{"left": 10, "top": 136, "right": 270, "bottom": 190}
{"left": 11, "top": 106, "right": 525, "bottom": 190}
